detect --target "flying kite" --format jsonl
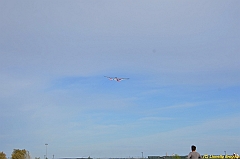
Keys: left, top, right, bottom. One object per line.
{"left": 104, "top": 76, "right": 129, "bottom": 82}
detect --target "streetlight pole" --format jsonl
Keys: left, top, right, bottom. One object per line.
{"left": 45, "top": 144, "right": 48, "bottom": 159}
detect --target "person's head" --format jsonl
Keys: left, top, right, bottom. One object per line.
{"left": 191, "top": 145, "right": 196, "bottom": 151}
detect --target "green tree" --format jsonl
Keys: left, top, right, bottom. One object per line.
{"left": 173, "top": 154, "right": 180, "bottom": 159}
{"left": 0, "top": 152, "right": 7, "bottom": 159}
{"left": 11, "top": 149, "right": 30, "bottom": 159}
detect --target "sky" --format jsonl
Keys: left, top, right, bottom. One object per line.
{"left": 0, "top": 0, "right": 240, "bottom": 158}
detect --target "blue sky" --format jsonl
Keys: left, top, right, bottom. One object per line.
{"left": 0, "top": 0, "right": 239, "bottom": 158}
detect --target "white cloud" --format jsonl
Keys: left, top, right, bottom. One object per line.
{"left": 1, "top": 1, "right": 239, "bottom": 79}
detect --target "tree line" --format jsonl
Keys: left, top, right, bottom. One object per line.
{"left": 0, "top": 149, "right": 31, "bottom": 159}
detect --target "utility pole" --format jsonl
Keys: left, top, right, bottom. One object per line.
{"left": 45, "top": 144, "right": 48, "bottom": 159}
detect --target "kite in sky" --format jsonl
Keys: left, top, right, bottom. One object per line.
{"left": 104, "top": 76, "right": 129, "bottom": 82}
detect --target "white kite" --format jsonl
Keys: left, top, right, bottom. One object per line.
{"left": 104, "top": 76, "right": 129, "bottom": 82}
